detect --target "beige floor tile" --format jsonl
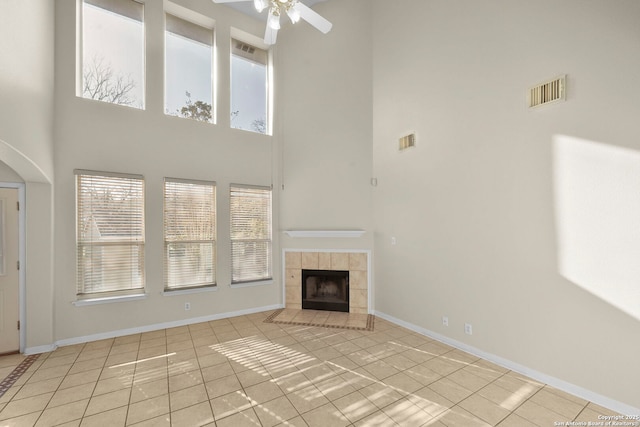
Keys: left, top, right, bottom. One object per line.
{"left": 130, "top": 377, "right": 169, "bottom": 404}
{"left": 0, "top": 392, "right": 53, "bottom": 420}
{"left": 13, "top": 377, "right": 64, "bottom": 400}
{"left": 214, "top": 407, "right": 260, "bottom": 427}
{"left": 126, "top": 394, "right": 170, "bottom": 425}
{"left": 352, "top": 411, "right": 398, "bottom": 427}
{"left": 210, "top": 390, "right": 254, "bottom": 421}
{"left": 406, "top": 386, "right": 453, "bottom": 417}
{"left": 0, "top": 311, "right": 615, "bottom": 427}
{"left": 529, "top": 387, "right": 586, "bottom": 419}
{"left": 93, "top": 375, "right": 133, "bottom": 396}
{"left": 58, "top": 368, "right": 101, "bottom": 390}
{"left": 48, "top": 383, "right": 95, "bottom": 408}
{"left": 332, "top": 390, "right": 378, "bottom": 424}
{"left": 447, "top": 368, "right": 492, "bottom": 392}
{"left": 204, "top": 374, "right": 242, "bottom": 400}
{"left": 428, "top": 377, "right": 474, "bottom": 404}
{"left": 34, "top": 399, "right": 88, "bottom": 427}
{"left": 253, "top": 395, "right": 299, "bottom": 427}
{"left": 85, "top": 388, "right": 131, "bottom": 416}
{"left": 285, "top": 385, "right": 330, "bottom": 415}
{"left": 458, "top": 393, "right": 511, "bottom": 425}
{"left": 477, "top": 382, "right": 536, "bottom": 411}
{"left": 0, "top": 411, "right": 42, "bottom": 427}
{"left": 382, "top": 371, "right": 424, "bottom": 394}
{"left": 380, "top": 397, "right": 434, "bottom": 426}
{"left": 496, "top": 412, "right": 539, "bottom": 426}
{"left": 168, "top": 368, "right": 203, "bottom": 392}
{"left": 362, "top": 360, "right": 400, "bottom": 381}
{"left": 244, "top": 380, "right": 283, "bottom": 405}
{"left": 80, "top": 406, "right": 127, "bottom": 427}
{"left": 436, "top": 406, "right": 491, "bottom": 426}
{"left": 513, "top": 399, "right": 566, "bottom": 426}
{"left": 127, "top": 414, "right": 170, "bottom": 426}
{"left": 169, "top": 383, "right": 209, "bottom": 412}
{"left": 170, "top": 401, "right": 215, "bottom": 427}
{"left": 301, "top": 402, "right": 349, "bottom": 427}
{"left": 26, "top": 365, "right": 71, "bottom": 383}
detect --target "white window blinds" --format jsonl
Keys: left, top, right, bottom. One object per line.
{"left": 230, "top": 184, "right": 272, "bottom": 284}
{"left": 76, "top": 170, "right": 145, "bottom": 297}
{"left": 164, "top": 178, "right": 216, "bottom": 290}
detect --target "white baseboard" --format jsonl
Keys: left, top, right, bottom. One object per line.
{"left": 24, "top": 344, "right": 57, "bottom": 355}
{"left": 374, "top": 310, "right": 640, "bottom": 416}
{"left": 54, "top": 304, "right": 282, "bottom": 348}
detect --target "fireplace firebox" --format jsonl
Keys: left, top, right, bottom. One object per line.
{"left": 302, "top": 269, "right": 349, "bottom": 312}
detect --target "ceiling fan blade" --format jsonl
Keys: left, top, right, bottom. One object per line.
{"left": 211, "top": 0, "right": 251, "bottom": 3}
{"left": 294, "top": 2, "right": 332, "bottom": 34}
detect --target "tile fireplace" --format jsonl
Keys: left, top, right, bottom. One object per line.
{"left": 284, "top": 250, "right": 369, "bottom": 314}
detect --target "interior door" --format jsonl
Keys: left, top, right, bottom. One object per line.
{"left": 0, "top": 188, "right": 19, "bottom": 354}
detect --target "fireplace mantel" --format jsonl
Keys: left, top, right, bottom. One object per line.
{"left": 283, "top": 230, "right": 366, "bottom": 238}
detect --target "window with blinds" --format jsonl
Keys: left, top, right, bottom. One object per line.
{"left": 230, "top": 185, "right": 272, "bottom": 284}
{"left": 164, "top": 178, "right": 216, "bottom": 290}
{"left": 75, "top": 170, "right": 145, "bottom": 297}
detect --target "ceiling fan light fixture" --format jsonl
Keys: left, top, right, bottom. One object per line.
{"left": 253, "top": 0, "right": 268, "bottom": 13}
{"left": 267, "top": 9, "right": 281, "bottom": 30}
{"left": 286, "top": 2, "right": 301, "bottom": 24}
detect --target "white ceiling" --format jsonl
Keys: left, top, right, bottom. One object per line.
{"left": 224, "top": 0, "right": 327, "bottom": 21}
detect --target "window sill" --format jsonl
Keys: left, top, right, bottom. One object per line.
{"left": 73, "top": 293, "right": 147, "bottom": 306}
{"left": 230, "top": 279, "right": 273, "bottom": 289}
{"left": 162, "top": 286, "right": 218, "bottom": 296}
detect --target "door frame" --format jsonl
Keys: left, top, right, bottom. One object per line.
{"left": 0, "top": 182, "right": 26, "bottom": 353}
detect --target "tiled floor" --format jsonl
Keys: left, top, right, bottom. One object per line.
{"left": 0, "top": 310, "right": 620, "bottom": 426}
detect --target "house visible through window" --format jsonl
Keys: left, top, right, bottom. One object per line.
{"left": 81, "top": 0, "right": 145, "bottom": 109}
{"left": 230, "top": 184, "right": 272, "bottom": 284}
{"left": 164, "top": 178, "right": 216, "bottom": 290}
{"left": 231, "top": 39, "right": 268, "bottom": 134}
{"left": 76, "top": 170, "right": 145, "bottom": 297}
{"left": 165, "top": 14, "right": 213, "bottom": 123}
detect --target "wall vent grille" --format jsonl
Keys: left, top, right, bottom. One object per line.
{"left": 529, "top": 75, "right": 565, "bottom": 108}
{"left": 399, "top": 133, "right": 416, "bottom": 151}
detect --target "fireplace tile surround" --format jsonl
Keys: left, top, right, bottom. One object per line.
{"left": 284, "top": 250, "right": 369, "bottom": 314}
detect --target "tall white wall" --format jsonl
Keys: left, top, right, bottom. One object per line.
{"left": 372, "top": 0, "right": 640, "bottom": 409}
{"left": 0, "top": 0, "right": 55, "bottom": 351}
{"left": 53, "top": 0, "right": 281, "bottom": 341}
{"left": 276, "top": 0, "right": 374, "bottom": 252}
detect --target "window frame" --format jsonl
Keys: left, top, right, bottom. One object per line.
{"left": 163, "top": 177, "right": 217, "bottom": 291}
{"left": 75, "top": 169, "right": 146, "bottom": 299}
{"left": 230, "top": 184, "right": 273, "bottom": 285}
{"left": 230, "top": 38, "right": 270, "bottom": 135}
{"left": 79, "top": 0, "right": 146, "bottom": 109}
{"left": 164, "top": 12, "right": 215, "bottom": 123}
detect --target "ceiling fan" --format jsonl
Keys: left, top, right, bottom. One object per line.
{"left": 212, "top": 0, "right": 332, "bottom": 45}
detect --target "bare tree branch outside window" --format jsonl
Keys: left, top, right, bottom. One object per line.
{"left": 83, "top": 55, "right": 138, "bottom": 107}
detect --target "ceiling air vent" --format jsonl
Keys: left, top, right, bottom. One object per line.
{"left": 529, "top": 75, "right": 566, "bottom": 108}
{"left": 235, "top": 41, "right": 255, "bottom": 55}
{"left": 399, "top": 133, "right": 416, "bottom": 151}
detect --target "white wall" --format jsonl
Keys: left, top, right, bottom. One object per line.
{"left": 0, "top": 0, "right": 55, "bottom": 351}
{"left": 372, "top": 0, "right": 640, "bottom": 409}
{"left": 53, "top": 0, "right": 281, "bottom": 340}
{"left": 276, "top": 0, "right": 374, "bottom": 252}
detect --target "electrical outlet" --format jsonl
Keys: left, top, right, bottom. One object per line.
{"left": 184, "top": 302, "right": 191, "bottom": 311}
{"left": 391, "top": 237, "right": 397, "bottom": 245}
{"left": 442, "top": 316, "right": 449, "bottom": 327}
{"left": 464, "top": 323, "right": 473, "bottom": 335}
